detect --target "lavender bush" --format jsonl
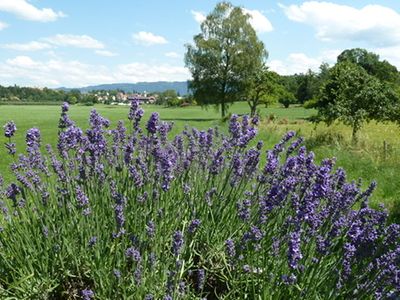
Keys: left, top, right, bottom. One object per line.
{"left": 0, "top": 101, "right": 398, "bottom": 299}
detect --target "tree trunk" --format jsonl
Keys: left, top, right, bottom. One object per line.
{"left": 250, "top": 104, "right": 256, "bottom": 118}
{"left": 221, "top": 96, "right": 226, "bottom": 118}
{"left": 352, "top": 125, "right": 358, "bottom": 145}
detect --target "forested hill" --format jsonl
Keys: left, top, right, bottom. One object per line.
{"left": 58, "top": 81, "right": 189, "bottom": 95}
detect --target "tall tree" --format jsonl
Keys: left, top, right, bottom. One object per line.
{"left": 316, "top": 61, "right": 399, "bottom": 143}
{"left": 185, "top": 2, "right": 267, "bottom": 118}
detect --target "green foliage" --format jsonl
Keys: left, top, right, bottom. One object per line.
{"left": 279, "top": 66, "right": 328, "bottom": 105}
{"left": 156, "top": 89, "right": 181, "bottom": 107}
{"left": 0, "top": 85, "right": 99, "bottom": 105}
{"left": 244, "top": 68, "right": 280, "bottom": 116}
{"left": 185, "top": 1, "right": 267, "bottom": 118}
{"left": 316, "top": 61, "right": 399, "bottom": 143}
{"left": 278, "top": 89, "right": 296, "bottom": 108}
{"left": 337, "top": 48, "right": 400, "bottom": 84}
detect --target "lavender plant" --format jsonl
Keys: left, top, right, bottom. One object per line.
{"left": 0, "top": 101, "right": 398, "bottom": 299}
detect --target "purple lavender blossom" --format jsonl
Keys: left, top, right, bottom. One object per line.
{"left": 134, "top": 267, "right": 142, "bottom": 285}
{"left": 26, "top": 128, "right": 41, "bottom": 149}
{"left": 197, "top": 269, "right": 205, "bottom": 290}
{"left": 5, "top": 142, "right": 16, "bottom": 155}
{"left": 342, "top": 242, "right": 356, "bottom": 279}
{"left": 146, "top": 112, "right": 159, "bottom": 134}
{"left": 5, "top": 183, "right": 20, "bottom": 203}
{"left": 58, "top": 102, "right": 75, "bottom": 129}
{"left": 178, "top": 281, "right": 186, "bottom": 294}
{"left": 113, "top": 269, "right": 121, "bottom": 279}
{"left": 3, "top": 121, "right": 17, "bottom": 138}
{"left": 81, "top": 289, "right": 94, "bottom": 300}
{"left": 146, "top": 220, "right": 155, "bottom": 238}
{"left": 125, "top": 247, "right": 141, "bottom": 262}
{"left": 172, "top": 230, "right": 184, "bottom": 256}
{"left": 61, "top": 102, "right": 69, "bottom": 113}
{"left": 225, "top": 239, "right": 236, "bottom": 258}
{"left": 242, "top": 264, "right": 251, "bottom": 273}
{"left": 237, "top": 199, "right": 251, "bottom": 222}
{"left": 88, "top": 236, "right": 97, "bottom": 247}
{"left": 229, "top": 114, "right": 241, "bottom": 141}
{"left": 281, "top": 274, "right": 297, "bottom": 285}
{"left": 288, "top": 231, "right": 302, "bottom": 269}
{"left": 82, "top": 207, "right": 91, "bottom": 216}
{"left": 188, "top": 219, "right": 201, "bottom": 234}
{"left": 76, "top": 186, "right": 89, "bottom": 207}
{"left": 128, "top": 99, "right": 144, "bottom": 130}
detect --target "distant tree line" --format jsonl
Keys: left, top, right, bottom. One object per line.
{"left": 0, "top": 85, "right": 98, "bottom": 105}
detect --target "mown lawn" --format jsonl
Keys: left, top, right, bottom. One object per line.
{"left": 0, "top": 102, "right": 399, "bottom": 220}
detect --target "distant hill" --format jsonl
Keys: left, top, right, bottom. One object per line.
{"left": 58, "top": 81, "right": 189, "bottom": 95}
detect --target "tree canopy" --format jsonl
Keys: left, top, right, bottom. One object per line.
{"left": 315, "top": 61, "right": 399, "bottom": 142}
{"left": 244, "top": 67, "right": 280, "bottom": 117}
{"left": 185, "top": 1, "right": 267, "bottom": 118}
{"left": 337, "top": 48, "right": 400, "bottom": 84}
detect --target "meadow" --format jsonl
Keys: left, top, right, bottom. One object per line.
{"left": 1, "top": 102, "right": 399, "bottom": 219}
{"left": 0, "top": 101, "right": 399, "bottom": 299}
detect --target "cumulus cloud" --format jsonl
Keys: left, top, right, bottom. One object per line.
{"left": 242, "top": 9, "right": 273, "bottom": 33}
{"left": 43, "top": 34, "right": 105, "bottom": 49}
{"left": 191, "top": 10, "right": 206, "bottom": 23}
{"left": 268, "top": 50, "right": 340, "bottom": 75}
{"left": 132, "top": 31, "right": 168, "bottom": 46}
{"left": 280, "top": 2, "right": 400, "bottom": 47}
{"left": 95, "top": 50, "right": 118, "bottom": 57}
{"left": 0, "top": 56, "right": 115, "bottom": 87}
{"left": 191, "top": 8, "right": 272, "bottom": 33}
{"left": 372, "top": 46, "right": 400, "bottom": 70}
{"left": 0, "top": 0, "right": 65, "bottom": 22}
{"left": 0, "top": 21, "right": 8, "bottom": 30}
{"left": 0, "top": 56, "right": 190, "bottom": 87}
{"left": 2, "top": 41, "right": 53, "bottom": 51}
{"left": 6, "top": 56, "right": 40, "bottom": 68}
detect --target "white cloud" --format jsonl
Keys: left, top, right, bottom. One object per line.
{"left": 165, "top": 52, "right": 180, "bottom": 58}
{"left": 6, "top": 56, "right": 40, "bottom": 68}
{"left": 268, "top": 50, "right": 340, "bottom": 75}
{"left": 280, "top": 2, "right": 400, "bottom": 47}
{"left": 191, "top": 10, "right": 206, "bottom": 23}
{"left": 372, "top": 46, "right": 400, "bottom": 70}
{"left": 0, "top": 21, "right": 8, "bottom": 30}
{"left": 0, "top": 56, "right": 114, "bottom": 87}
{"left": 191, "top": 8, "right": 273, "bottom": 33}
{"left": 0, "top": 56, "right": 190, "bottom": 87}
{"left": 243, "top": 9, "right": 273, "bottom": 33}
{"left": 132, "top": 31, "right": 168, "bottom": 46}
{"left": 2, "top": 41, "right": 52, "bottom": 51}
{"left": 95, "top": 50, "right": 118, "bottom": 57}
{"left": 44, "top": 34, "right": 104, "bottom": 49}
{"left": 0, "top": 0, "right": 65, "bottom": 22}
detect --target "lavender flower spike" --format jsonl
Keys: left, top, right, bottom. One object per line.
{"left": 172, "top": 230, "right": 184, "bottom": 256}
{"left": 3, "top": 121, "right": 17, "bottom": 138}
{"left": 81, "top": 289, "right": 94, "bottom": 300}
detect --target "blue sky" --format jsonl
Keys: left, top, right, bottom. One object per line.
{"left": 1, "top": 0, "right": 400, "bottom": 87}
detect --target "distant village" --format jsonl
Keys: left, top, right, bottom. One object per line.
{"left": 93, "top": 91, "right": 157, "bottom": 105}
{"left": 91, "top": 89, "right": 194, "bottom": 107}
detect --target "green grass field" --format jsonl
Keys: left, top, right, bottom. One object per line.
{"left": 1, "top": 102, "right": 399, "bottom": 220}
